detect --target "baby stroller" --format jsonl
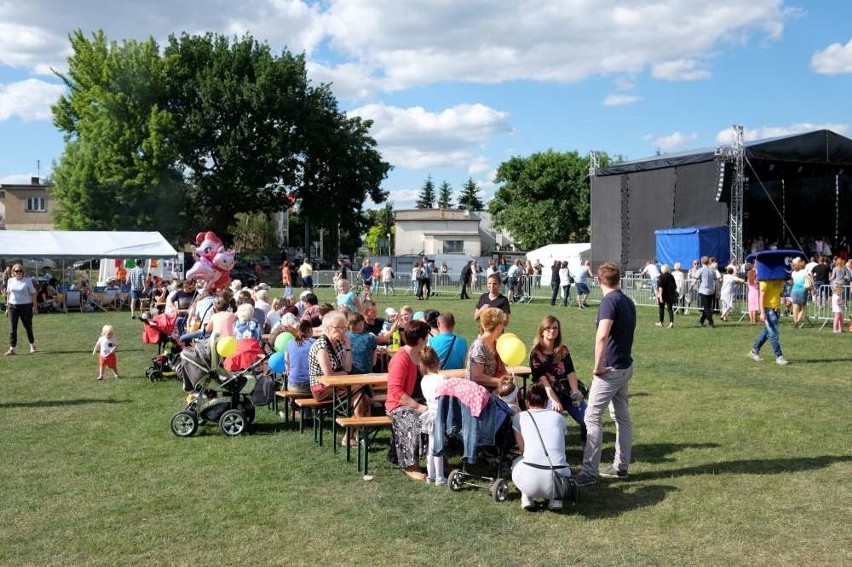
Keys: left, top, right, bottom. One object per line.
{"left": 431, "top": 380, "right": 518, "bottom": 502}
{"left": 170, "top": 334, "right": 270, "bottom": 437}
{"left": 141, "top": 312, "right": 183, "bottom": 381}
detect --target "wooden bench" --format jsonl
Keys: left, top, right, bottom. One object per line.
{"left": 335, "top": 415, "right": 393, "bottom": 476}
{"left": 294, "top": 397, "right": 332, "bottom": 445}
{"left": 274, "top": 390, "right": 311, "bottom": 423}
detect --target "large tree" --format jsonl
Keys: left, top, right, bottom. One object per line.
{"left": 52, "top": 31, "right": 186, "bottom": 241}
{"left": 488, "top": 150, "right": 606, "bottom": 249}
{"left": 51, "top": 30, "right": 390, "bottom": 248}
{"left": 416, "top": 175, "right": 435, "bottom": 209}
{"left": 457, "top": 177, "right": 484, "bottom": 211}
{"left": 437, "top": 180, "right": 453, "bottom": 209}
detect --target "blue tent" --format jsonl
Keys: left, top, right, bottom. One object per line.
{"left": 655, "top": 226, "right": 730, "bottom": 268}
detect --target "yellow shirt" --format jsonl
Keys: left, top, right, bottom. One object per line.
{"left": 298, "top": 263, "right": 313, "bottom": 278}
{"left": 759, "top": 280, "right": 783, "bottom": 310}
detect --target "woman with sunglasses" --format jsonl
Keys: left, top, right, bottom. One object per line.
{"left": 4, "top": 264, "right": 38, "bottom": 355}
{"left": 529, "top": 315, "right": 587, "bottom": 447}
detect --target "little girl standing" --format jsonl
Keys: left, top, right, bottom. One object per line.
{"left": 93, "top": 324, "right": 120, "bottom": 380}
{"left": 831, "top": 285, "right": 844, "bottom": 333}
{"left": 419, "top": 346, "right": 447, "bottom": 485}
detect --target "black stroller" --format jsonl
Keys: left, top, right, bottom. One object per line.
{"left": 432, "top": 388, "right": 518, "bottom": 502}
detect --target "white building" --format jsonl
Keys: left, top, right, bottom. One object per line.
{"left": 393, "top": 209, "right": 516, "bottom": 257}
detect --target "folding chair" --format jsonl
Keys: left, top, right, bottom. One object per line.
{"left": 64, "top": 290, "right": 84, "bottom": 313}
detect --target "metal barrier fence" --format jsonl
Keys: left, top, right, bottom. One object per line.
{"left": 303, "top": 272, "right": 850, "bottom": 330}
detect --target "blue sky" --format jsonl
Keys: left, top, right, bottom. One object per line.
{"left": 1, "top": 0, "right": 851, "bottom": 210}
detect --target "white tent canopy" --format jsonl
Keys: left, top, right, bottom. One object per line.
{"left": 526, "top": 243, "right": 591, "bottom": 285}
{"left": 0, "top": 231, "right": 178, "bottom": 259}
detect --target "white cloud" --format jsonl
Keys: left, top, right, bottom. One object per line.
{"left": 0, "top": 78, "right": 65, "bottom": 121}
{"left": 467, "top": 157, "right": 491, "bottom": 176}
{"left": 652, "top": 59, "right": 711, "bottom": 81}
{"left": 811, "top": 39, "right": 852, "bottom": 75}
{"left": 0, "top": 1, "right": 793, "bottom": 97}
{"left": 350, "top": 103, "right": 512, "bottom": 170}
{"left": 715, "top": 123, "right": 850, "bottom": 144}
{"left": 650, "top": 131, "right": 699, "bottom": 151}
{"left": 602, "top": 94, "right": 641, "bottom": 106}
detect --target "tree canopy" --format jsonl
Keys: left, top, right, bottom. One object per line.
{"left": 457, "top": 177, "right": 484, "bottom": 211}
{"left": 51, "top": 30, "right": 390, "bottom": 246}
{"left": 437, "top": 180, "right": 453, "bottom": 209}
{"left": 488, "top": 150, "right": 610, "bottom": 250}
{"left": 416, "top": 175, "right": 435, "bottom": 208}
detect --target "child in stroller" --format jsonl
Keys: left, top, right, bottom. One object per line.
{"left": 170, "top": 333, "right": 271, "bottom": 437}
{"left": 141, "top": 311, "right": 184, "bottom": 381}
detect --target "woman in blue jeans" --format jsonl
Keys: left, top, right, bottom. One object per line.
{"left": 528, "top": 315, "right": 587, "bottom": 446}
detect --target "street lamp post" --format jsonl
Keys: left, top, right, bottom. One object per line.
{"left": 387, "top": 233, "right": 391, "bottom": 257}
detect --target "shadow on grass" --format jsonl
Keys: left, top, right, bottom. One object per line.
{"left": 573, "top": 483, "right": 678, "bottom": 519}
{"left": 0, "top": 398, "right": 131, "bottom": 409}
{"left": 632, "top": 454, "right": 852, "bottom": 481}
{"left": 633, "top": 442, "right": 720, "bottom": 464}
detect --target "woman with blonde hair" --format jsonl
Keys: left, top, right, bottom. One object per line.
{"left": 789, "top": 257, "right": 809, "bottom": 328}
{"left": 465, "top": 307, "right": 507, "bottom": 389}
{"left": 3, "top": 263, "right": 38, "bottom": 355}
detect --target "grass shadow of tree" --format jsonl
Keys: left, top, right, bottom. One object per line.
{"left": 632, "top": 454, "right": 852, "bottom": 481}
{"left": 0, "top": 398, "right": 131, "bottom": 409}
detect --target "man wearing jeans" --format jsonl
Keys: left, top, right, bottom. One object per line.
{"left": 575, "top": 261, "right": 637, "bottom": 486}
{"left": 749, "top": 277, "right": 789, "bottom": 365}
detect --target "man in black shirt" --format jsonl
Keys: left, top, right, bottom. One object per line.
{"left": 811, "top": 255, "right": 831, "bottom": 307}
{"left": 459, "top": 260, "right": 473, "bottom": 299}
{"left": 549, "top": 261, "right": 561, "bottom": 306}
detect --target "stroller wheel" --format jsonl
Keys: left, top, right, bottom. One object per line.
{"left": 170, "top": 411, "right": 198, "bottom": 437}
{"left": 447, "top": 469, "right": 464, "bottom": 492}
{"left": 219, "top": 409, "right": 246, "bottom": 436}
{"left": 148, "top": 369, "right": 164, "bottom": 382}
{"left": 490, "top": 478, "right": 509, "bottom": 502}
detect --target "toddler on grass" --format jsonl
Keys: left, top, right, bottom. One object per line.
{"left": 93, "top": 324, "right": 120, "bottom": 380}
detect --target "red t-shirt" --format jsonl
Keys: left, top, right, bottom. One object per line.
{"left": 385, "top": 348, "right": 417, "bottom": 413}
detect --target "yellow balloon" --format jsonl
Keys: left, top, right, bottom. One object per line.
{"left": 497, "top": 336, "right": 527, "bottom": 366}
{"left": 496, "top": 333, "right": 516, "bottom": 354}
{"left": 216, "top": 336, "right": 237, "bottom": 358}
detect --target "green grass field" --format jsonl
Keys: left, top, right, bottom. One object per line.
{"left": 1, "top": 289, "right": 850, "bottom": 566}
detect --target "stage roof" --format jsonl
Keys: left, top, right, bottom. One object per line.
{"left": 597, "top": 129, "right": 852, "bottom": 179}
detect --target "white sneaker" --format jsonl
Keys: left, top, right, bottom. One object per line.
{"left": 776, "top": 356, "right": 789, "bottom": 365}
{"left": 748, "top": 350, "right": 761, "bottom": 362}
{"left": 29, "top": 344, "right": 37, "bottom": 354}
{"left": 3, "top": 347, "right": 15, "bottom": 356}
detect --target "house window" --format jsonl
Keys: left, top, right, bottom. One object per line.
{"left": 26, "top": 197, "right": 46, "bottom": 212}
{"left": 443, "top": 240, "right": 464, "bottom": 253}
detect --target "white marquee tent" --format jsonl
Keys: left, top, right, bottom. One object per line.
{"left": 526, "top": 243, "right": 591, "bottom": 285}
{"left": 0, "top": 231, "right": 178, "bottom": 259}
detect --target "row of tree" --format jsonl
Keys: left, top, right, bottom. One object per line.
{"left": 408, "top": 151, "right": 615, "bottom": 251}
{"left": 415, "top": 175, "right": 485, "bottom": 211}
{"left": 51, "top": 30, "right": 390, "bottom": 249}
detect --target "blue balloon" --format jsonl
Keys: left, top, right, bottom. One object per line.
{"left": 413, "top": 311, "right": 425, "bottom": 321}
{"left": 269, "top": 352, "right": 286, "bottom": 374}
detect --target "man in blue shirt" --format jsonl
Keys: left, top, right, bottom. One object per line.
{"left": 428, "top": 312, "right": 468, "bottom": 370}
{"left": 576, "top": 261, "right": 637, "bottom": 486}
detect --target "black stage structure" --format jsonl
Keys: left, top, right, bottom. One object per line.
{"left": 590, "top": 129, "right": 852, "bottom": 270}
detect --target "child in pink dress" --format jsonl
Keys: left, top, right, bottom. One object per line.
{"left": 747, "top": 269, "right": 760, "bottom": 325}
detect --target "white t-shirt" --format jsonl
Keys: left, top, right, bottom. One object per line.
{"left": 512, "top": 409, "right": 568, "bottom": 468}
{"left": 95, "top": 336, "right": 118, "bottom": 357}
{"left": 420, "top": 372, "right": 446, "bottom": 413}
{"left": 5, "top": 277, "right": 36, "bottom": 305}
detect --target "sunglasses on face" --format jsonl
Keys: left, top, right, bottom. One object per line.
{"left": 13, "top": 270, "right": 23, "bottom": 274}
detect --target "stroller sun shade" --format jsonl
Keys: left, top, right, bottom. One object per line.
{"left": 175, "top": 340, "right": 215, "bottom": 391}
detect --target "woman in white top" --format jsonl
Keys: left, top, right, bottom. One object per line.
{"left": 511, "top": 383, "right": 571, "bottom": 511}
{"left": 3, "top": 263, "right": 38, "bottom": 355}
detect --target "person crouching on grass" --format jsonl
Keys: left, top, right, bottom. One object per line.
{"left": 93, "top": 324, "right": 120, "bottom": 380}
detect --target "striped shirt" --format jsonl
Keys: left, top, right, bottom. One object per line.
{"left": 127, "top": 266, "right": 146, "bottom": 291}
